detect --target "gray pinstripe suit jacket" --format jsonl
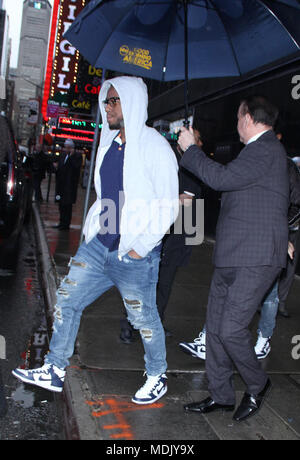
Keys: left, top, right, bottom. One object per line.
{"left": 181, "top": 130, "right": 289, "bottom": 268}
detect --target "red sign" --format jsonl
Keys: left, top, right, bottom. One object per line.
{"left": 58, "top": 107, "right": 69, "bottom": 117}
{"left": 75, "top": 83, "right": 101, "bottom": 95}
{"left": 46, "top": 103, "right": 59, "bottom": 118}
{"left": 47, "top": 103, "right": 69, "bottom": 119}
{"left": 50, "top": 0, "right": 86, "bottom": 99}
{"left": 41, "top": 0, "right": 60, "bottom": 121}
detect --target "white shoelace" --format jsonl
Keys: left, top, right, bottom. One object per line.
{"left": 30, "top": 364, "right": 52, "bottom": 374}
{"left": 193, "top": 332, "right": 206, "bottom": 345}
{"left": 138, "top": 372, "right": 166, "bottom": 394}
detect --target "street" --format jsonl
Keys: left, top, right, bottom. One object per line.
{"left": 0, "top": 221, "right": 64, "bottom": 440}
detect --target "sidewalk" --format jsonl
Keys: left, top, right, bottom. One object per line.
{"left": 36, "top": 177, "right": 300, "bottom": 441}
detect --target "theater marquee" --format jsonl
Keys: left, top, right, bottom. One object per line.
{"left": 50, "top": 0, "right": 85, "bottom": 97}
{"left": 42, "top": 0, "right": 86, "bottom": 120}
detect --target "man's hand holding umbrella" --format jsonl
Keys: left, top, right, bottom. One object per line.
{"left": 178, "top": 126, "right": 198, "bottom": 152}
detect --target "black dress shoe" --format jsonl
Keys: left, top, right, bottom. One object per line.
{"left": 184, "top": 397, "right": 235, "bottom": 414}
{"left": 233, "top": 378, "right": 272, "bottom": 422}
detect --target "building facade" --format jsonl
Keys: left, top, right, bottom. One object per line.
{"left": 0, "top": 8, "right": 9, "bottom": 78}
{"left": 14, "top": 0, "right": 51, "bottom": 144}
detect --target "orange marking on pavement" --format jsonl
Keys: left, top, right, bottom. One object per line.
{"left": 85, "top": 396, "right": 164, "bottom": 440}
{"left": 103, "top": 424, "right": 130, "bottom": 430}
{"left": 110, "top": 432, "right": 133, "bottom": 440}
{"left": 85, "top": 399, "right": 105, "bottom": 407}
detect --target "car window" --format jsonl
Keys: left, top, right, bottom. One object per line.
{"left": 0, "top": 116, "right": 15, "bottom": 164}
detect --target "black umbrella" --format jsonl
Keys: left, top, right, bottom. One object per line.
{"left": 64, "top": 0, "right": 300, "bottom": 239}
{"left": 66, "top": 0, "right": 300, "bottom": 124}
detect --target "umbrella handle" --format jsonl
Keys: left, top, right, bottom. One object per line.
{"left": 183, "top": 0, "right": 189, "bottom": 129}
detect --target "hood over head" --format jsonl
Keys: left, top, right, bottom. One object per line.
{"left": 84, "top": 77, "right": 179, "bottom": 254}
{"left": 99, "top": 76, "right": 148, "bottom": 148}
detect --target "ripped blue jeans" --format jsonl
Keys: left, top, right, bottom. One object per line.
{"left": 45, "top": 236, "right": 166, "bottom": 376}
{"left": 257, "top": 280, "right": 279, "bottom": 338}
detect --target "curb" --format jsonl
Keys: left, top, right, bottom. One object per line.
{"left": 32, "top": 203, "right": 58, "bottom": 326}
{"left": 32, "top": 203, "right": 83, "bottom": 440}
{"left": 64, "top": 356, "right": 104, "bottom": 440}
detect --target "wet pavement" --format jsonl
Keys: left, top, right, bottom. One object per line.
{"left": 0, "top": 222, "right": 63, "bottom": 440}
{"left": 32, "top": 175, "right": 300, "bottom": 442}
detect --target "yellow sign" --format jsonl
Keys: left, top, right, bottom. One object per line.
{"left": 119, "top": 45, "right": 152, "bottom": 70}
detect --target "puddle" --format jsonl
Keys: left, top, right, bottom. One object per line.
{"left": 12, "top": 252, "right": 52, "bottom": 408}
{"left": 11, "top": 385, "right": 35, "bottom": 408}
{"left": 11, "top": 382, "right": 53, "bottom": 408}
{"left": 12, "top": 316, "right": 53, "bottom": 408}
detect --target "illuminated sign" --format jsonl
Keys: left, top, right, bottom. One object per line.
{"left": 42, "top": 0, "right": 87, "bottom": 121}
{"left": 68, "top": 58, "right": 104, "bottom": 114}
{"left": 50, "top": 0, "right": 86, "bottom": 99}
{"left": 47, "top": 103, "right": 69, "bottom": 118}
{"left": 71, "top": 98, "right": 91, "bottom": 111}
{"left": 75, "top": 82, "right": 101, "bottom": 95}
{"left": 51, "top": 117, "right": 102, "bottom": 144}
{"left": 42, "top": 0, "right": 60, "bottom": 121}
{"left": 58, "top": 117, "right": 102, "bottom": 130}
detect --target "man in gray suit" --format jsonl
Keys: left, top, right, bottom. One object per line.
{"left": 178, "top": 96, "right": 289, "bottom": 422}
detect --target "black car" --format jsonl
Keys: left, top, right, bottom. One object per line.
{"left": 0, "top": 114, "right": 33, "bottom": 270}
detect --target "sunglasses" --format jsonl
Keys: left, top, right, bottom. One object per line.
{"left": 102, "top": 96, "right": 120, "bottom": 107}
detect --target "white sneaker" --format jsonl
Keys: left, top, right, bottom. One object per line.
{"left": 132, "top": 373, "right": 167, "bottom": 405}
{"left": 255, "top": 332, "right": 271, "bottom": 360}
{"left": 179, "top": 331, "right": 206, "bottom": 360}
{"left": 12, "top": 363, "right": 65, "bottom": 392}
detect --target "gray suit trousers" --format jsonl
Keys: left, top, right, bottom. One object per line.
{"left": 206, "top": 265, "right": 281, "bottom": 405}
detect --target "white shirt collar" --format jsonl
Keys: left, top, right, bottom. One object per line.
{"left": 114, "top": 133, "right": 122, "bottom": 145}
{"left": 247, "top": 129, "right": 270, "bottom": 145}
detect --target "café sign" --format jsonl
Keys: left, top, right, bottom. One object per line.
{"left": 69, "top": 58, "right": 103, "bottom": 114}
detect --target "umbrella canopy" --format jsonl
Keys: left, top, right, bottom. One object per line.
{"left": 67, "top": 0, "right": 300, "bottom": 242}
{"left": 65, "top": 0, "right": 300, "bottom": 82}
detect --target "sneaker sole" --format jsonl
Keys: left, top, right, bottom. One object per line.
{"left": 12, "top": 370, "right": 63, "bottom": 393}
{"left": 256, "top": 352, "right": 271, "bottom": 360}
{"left": 255, "top": 347, "right": 271, "bottom": 360}
{"left": 179, "top": 343, "right": 206, "bottom": 360}
{"left": 131, "top": 385, "right": 167, "bottom": 405}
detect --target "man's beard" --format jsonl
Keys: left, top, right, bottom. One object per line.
{"left": 108, "top": 120, "right": 124, "bottom": 130}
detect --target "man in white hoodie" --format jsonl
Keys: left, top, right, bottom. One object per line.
{"left": 12, "top": 77, "right": 179, "bottom": 405}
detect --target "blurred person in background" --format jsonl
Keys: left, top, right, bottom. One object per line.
{"left": 31, "top": 143, "right": 47, "bottom": 202}
{"left": 53, "top": 138, "right": 82, "bottom": 230}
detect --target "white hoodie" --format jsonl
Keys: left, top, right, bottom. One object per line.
{"left": 83, "top": 76, "right": 179, "bottom": 259}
